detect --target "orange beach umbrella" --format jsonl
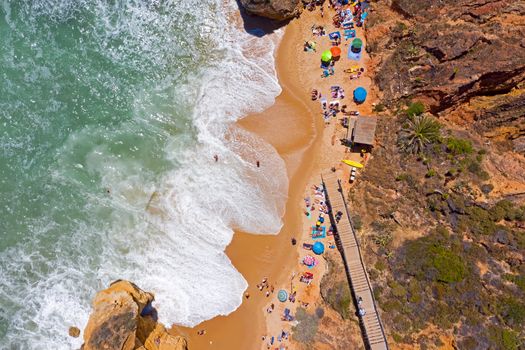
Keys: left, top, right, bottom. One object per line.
{"left": 330, "top": 46, "right": 342, "bottom": 58}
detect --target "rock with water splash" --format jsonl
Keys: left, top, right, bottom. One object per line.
{"left": 81, "top": 280, "right": 187, "bottom": 350}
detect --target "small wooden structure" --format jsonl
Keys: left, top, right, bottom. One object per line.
{"left": 351, "top": 116, "right": 377, "bottom": 148}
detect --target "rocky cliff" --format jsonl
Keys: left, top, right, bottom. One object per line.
{"left": 81, "top": 280, "right": 187, "bottom": 350}
{"left": 239, "top": 0, "right": 301, "bottom": 20}
{"left": 344, "top": 1, "right": 525, "bottom": 348}
{"left": 366, "top": 0, "right": 525, "bottom": 152}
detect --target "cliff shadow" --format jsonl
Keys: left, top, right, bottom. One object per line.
{"left": 235, "top": 0, "right": 293, "bottom": 37}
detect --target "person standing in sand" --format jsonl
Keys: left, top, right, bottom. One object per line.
{"left": 256, "top": 160, "right": 260, "bottom": 167}
{"left": 213, "top": 154, "right": 218, "bottom": 162}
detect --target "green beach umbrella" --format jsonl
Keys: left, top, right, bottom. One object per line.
{"left": 321, "top": 50, "right": 332, "bottom": 62}
{"left": 352, "top": 38, "right": 363, "bottom": 49}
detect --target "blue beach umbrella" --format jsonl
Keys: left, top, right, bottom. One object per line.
{"left": 353, "top": 87, "right": 367, "bottom": 104}
{"left": 312, "top": 241, "right": 325, "bottom": 255}
{"left": 278, "top": 290, "right": 288, "bottom": 302}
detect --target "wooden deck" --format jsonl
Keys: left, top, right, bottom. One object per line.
{"left": 322, "top": 172, "right": 388, "bottom": 350}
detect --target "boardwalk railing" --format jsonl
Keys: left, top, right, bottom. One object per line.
{"left": 322, "top": 172, "right": 389, "bottom": 350}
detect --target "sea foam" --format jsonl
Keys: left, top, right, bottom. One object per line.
{"left": 0, "top": 0, "right": 286, "bottom": 348}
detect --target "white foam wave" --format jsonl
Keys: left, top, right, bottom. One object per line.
{"left": 0, "top": 0, "right": 287, "bottom": 348}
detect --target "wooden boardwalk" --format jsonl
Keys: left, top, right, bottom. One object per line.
{"left": 322, "top": 172, "right": 388, "bottom": 350}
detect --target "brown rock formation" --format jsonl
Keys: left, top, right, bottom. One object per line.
{"left": 69, "top": 326, "right": 81, "bottom": 338}
{"left": 239, "top": 0, "right": 301, "bottom": 20}
{"left": 366, "top": 0, "right": 525, "bottom": 152}
{"left": 82, "top": 280, "right": 187, "bottom": 350}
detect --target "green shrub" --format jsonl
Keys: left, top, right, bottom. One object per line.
{"left": 381, "top": 298, "right": 403, "bottom": 312}
{"left": 398, "top": 114, "right": 441, "bottom": 154}
{"left": 352, "top": 214, "right": 363, "bottom": 230}
{"left": 467, "top": 159, "right": 482, "bottom": 173}
{"left": 392, "top": 283, "right": 407, "bottom": 298}
{"left": 392, "top": 332, "right": 404, "bottom": 343}
{"left": 425, "top": 169, "right": 437, "bottom": 178}
{"left": 373, "top": 232, "right": 393, "bottom": 249}
{"left": 446, "top": 137, "right": 473, "bottom": 155}
{"left": 488, "top": 326, "right": 520, "bottom": 350}
{"left": 396, "top": 173, "right": 417, "bottom": 189}
{"left": 392, "top": 314, "right": 412, "bottom": 332}
{"left": 500, "top": 297, "right": 525, "bottom": 327}
{"left": 373, "top": 286, "right": 383, "bottom": 302}
{"left": 465, "top": 206, "right": 497, "bottom": 235}
{"left": 394, "top": 21, "right": 408, "bottom": 32}
{"left": 375, "top": 260, "right": 387, "bottom": 271}
{"left": 433, "top": 302, "right": 456, "bottom": 329}
{"left": 321, "top": 281, "right": 352, "bottom": 320}
{"left": 504, "top": 274, "right": 525, "bottom": 293}
{"left": 404, "top": 234, "right": 466, "bottom": 283}
{"left": 292, "top": 308, "right": 319, "bottom": 343}
{"left": 434, "top": 225, "right": 450, "bottom": 238}
{"left": 430, "top": 245, "right": 466, "bottom": 283}
{"left": 490, "top": 200, "right": 515, "bottom": 221}
{"left": 405, "top": 102, "right": 425, "bottom": 117}
{"left": 373, "top": 103, "right": 386, "bottom": 112}
{"left": 407, "top": 279, "right": 422, "bottom": 303}
{"left": 459, "top": 337, "right": 479, "bottom": 350}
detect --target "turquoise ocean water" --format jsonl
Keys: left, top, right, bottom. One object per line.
{"left": 0, "top": 1, "right": 287, "bottom": 348}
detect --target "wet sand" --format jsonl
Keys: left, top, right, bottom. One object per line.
{"left": 171, "top": 17, "right": 325, "bottom": 350}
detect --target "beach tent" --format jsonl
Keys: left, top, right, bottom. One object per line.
{"left": 278, "top": 290, "right": 288, "bottom": 302}
{"left": 353, "top": 87, "right": 367, "bottom": 103}
{"left": 312, "top": 242, "right": 325, "bottom": 255}
{"left": 330, "top": 46, "right": 342, "bottom": 58}
{"left": 321, "top": 50, "right": 332, "bottom": 62}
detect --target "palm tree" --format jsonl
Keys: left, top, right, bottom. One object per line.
{"left": 398, "top": 115, "right": 441, "bottom": 154}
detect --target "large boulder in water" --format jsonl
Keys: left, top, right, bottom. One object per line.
{"left": 239, "top": 0, "right": 301, "bottom": 20}
{"left": 81, "top": 280, "right": 188, "bottom": 350}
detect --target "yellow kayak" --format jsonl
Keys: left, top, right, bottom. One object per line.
{"left": 342, "top": 159, "right": 363, "bottom": 168}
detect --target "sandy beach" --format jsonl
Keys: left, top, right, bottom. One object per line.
{"left": 173, "top": 3, "right": 376, "bottom": 349}
{"left": 172, "top": 16, "right": 324, "bottom": 349}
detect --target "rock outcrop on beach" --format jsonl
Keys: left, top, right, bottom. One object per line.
{"left": 239, "top": 0, "right": 301, "bottom": 20}
{"left": 81, "top": 280, "right": 187, "bottom": 350}
{"left": 366, "top": 0, "right": 525, "bottom": 153}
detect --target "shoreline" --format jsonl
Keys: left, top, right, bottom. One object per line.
{"left": 172, "top": 15, "right": 325, "bottom": 349}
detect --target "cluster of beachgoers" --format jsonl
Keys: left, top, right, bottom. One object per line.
{"left": 256, "top": 0, "right": 371, "bottom": 349}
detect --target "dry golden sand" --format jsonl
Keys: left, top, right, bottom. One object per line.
{"left": 171, "top": 5, "right": 378, "bottom": 350}
{"left": 258, "top": 8, "right": 377, "bottom": 350}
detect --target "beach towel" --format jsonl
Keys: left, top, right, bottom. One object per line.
{"left": 328, "top": 31, "right": 341, "bottom": 40}
{"left": 344, "top": 29, "right": 356, "bottom": 39}
{"left": 311, "top": 225, "right": 326, "bottom": 239}
{"left": 342, "top": 19, "right": 353, "bottom": 29}
{"left": 303, "top": 255, "right": 319, "bottom": 268}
